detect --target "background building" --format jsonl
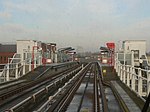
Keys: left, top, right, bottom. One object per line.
{"left": 122, "top": 40, "right": 146, "bottom": 58}
{"left": 117, "top": 40, "right": 148, "bottom": 67}
{"left": 0, "top": 44, "right": 16, "bottom": 71}
{"left": 17, "top": 40, "right": 42, "bottom": 62}
{"left": 0, "top": 44, "right": 16, "bottom": 64}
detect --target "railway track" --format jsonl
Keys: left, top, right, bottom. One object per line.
{"left": 1, "top": 62, "right": 136, "bottom": 112}
{"left": 34, "top": 62, "right": 109, "bottom": 112}
{"left": 0, "top": 62, "right": 80, "bottom": 103}
{"left": 0, "top": 63, "right": 82, "bottom": 112}
{"left": 34, "top": 62, "right": 91, "bottom": 112}
{"left": 93, "top": 64, "right": 101, "bottom": 112}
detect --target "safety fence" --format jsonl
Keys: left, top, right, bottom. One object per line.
{"left": 0, "top": 53, "right": 42, "bottom": 82}
{"left": 115, "top": 60, "right": 150, "bottom": 97}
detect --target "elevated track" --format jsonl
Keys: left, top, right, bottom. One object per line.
{"left": 0, "top": 62, "right": 148, "bottom": 112}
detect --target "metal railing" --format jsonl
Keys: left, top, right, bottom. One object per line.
{"left": 115, "top": 60, "right": 150, "bottom": 97}
{"left": 0, "top": 53, "right": 42, "bottom": 83}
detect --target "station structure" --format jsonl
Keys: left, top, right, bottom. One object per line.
{"left": 0, "top": 40, "right": 75, "bottom": 82}
{"left": 114, "top": 40, "right": 150, "bottom": 97}
{"left": 98, "top": 40, "right": 150, "bottom": 97}
{"left": 57, "top": 47, "right": 76, "bottom": 62}
{"left": 99, "top": 42, "right": 115, "bottom": 65}
{"left": 0, "top": 40, "right": 149, "bottom": 112}
{"left": 0, "top": 44, "right": 16, "bottom": 70}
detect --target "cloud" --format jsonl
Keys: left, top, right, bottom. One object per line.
{"left": 122, "top": 0, "right": 142, "bottom": 9}
{"left": 0, "top": 11, "right": 11, "bottom": 19}
{"left": 0, "top": 23, "right": 39, "bottom": 42}
{"left": 3, "top": 0, "right": 58, "bottom": 14}
{"left": 0, "top": 0, "right": 150, "bottom": 52}
{"left": 0, "top": 23, "right": 61, "bottom": 44}
{"left": 113, "top": 18, "right": 150, "bottom": 38}
{"left": 108, "top": 18, "right": 150, "bottom": 51}
{"left": 0, "top": 23, "right": 25, "bottom": 33}
{"left": 3, "top": 1, "right": 39, "bottom": 13}
{"left": 86, "top": 0, "right": 117, "bottom": 14}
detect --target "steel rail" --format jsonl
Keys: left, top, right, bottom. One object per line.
{"left": 110, "top": 82, "right": 130, "bottom": 112}
{"left": 93, "top": 63, "right": 101, "bottom": 112}
{"left": 103, "top": 80, "right": 130, "bottom": 112}
{"left": 55, "top": 63, "right": 91, "bottom": 112}
{"left": 77, "top": 65, "right": 92, "bottom": 112}
{"left": 96, "top": 62, "right": 108, "bottom": 112}
{"left": 35, "top": 63, "right": 90, "bottom": 112}
{"left": 6, "top": 66, "right": 82, "bottom": 112}
{"left": 0, "top": 64, "right": 80, "bottom": 104}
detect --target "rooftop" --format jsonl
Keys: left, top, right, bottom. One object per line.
{"left": 0, "top": 44, "right": 16, "bottom": 53}
{"left": 123, "top": 40, "right": 146, "bottom": 43}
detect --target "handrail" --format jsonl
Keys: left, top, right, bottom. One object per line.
{"left": 115, "top": 59, "right": 150, "bottom": 97}
{"left": 0, "top": 52, "right": 42, "bottom": 83}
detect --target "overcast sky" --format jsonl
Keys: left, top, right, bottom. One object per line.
{"left": 0, "top": 0, "right": 150, "bottom": 52}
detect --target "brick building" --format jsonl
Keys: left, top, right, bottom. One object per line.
{"left": 0, "top": 44, "right": 16, "bottom": 70}
{"left": 41, "top": 43, "right": 57, "bottom": 63}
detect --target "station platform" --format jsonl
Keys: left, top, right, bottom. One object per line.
{"left": 101, "top": 65, "right": 149, "bottom": 112}
{"left": 111, "top": 81, "right": 141, "bottom": 112}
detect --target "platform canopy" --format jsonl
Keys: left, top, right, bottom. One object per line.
{"left": 100, "top": 46, "right": 109, "bottom": 51}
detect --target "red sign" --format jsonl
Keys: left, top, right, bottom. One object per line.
{"left": 106, "top": 42, "right": 115, "bottom": 49}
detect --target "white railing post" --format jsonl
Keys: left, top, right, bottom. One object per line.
{"left": 23, "top": 61, "right": 25, "bottom": 75}
{"left": 1, "top": 68, "right": 5, "bottom": 82}
{"left": 34, "top": 57, "right": 36, "bottom": 69}
{"left": 39, "top": 56, "right": 42, "bottom": 65}
{"left": 120, "top": 65, "right": 123, "bottom": 81}
{"left": 129, "top": 66, "right": 132, "bottom": 87}
{"left": 15, "top": 63, "right": 18, "bottom": 79}
{"left": 123, "top": 65, "right": 126, "bottom": 83}
{"left": 117, "top": 62, "right": 119, "bottom": 72}
{"left": 117, "top": 61, "right": 119, "bottom": 73}
{"left": 114, "top": 60, "right": 116, "bottom": 70}
{"left": 115, "top": 60, "right": 117, "bottom": 72}
{"left": 131, "top": 67, "right": 135, "bottom": 91}
{"left": 6, "top": 64, "right": 9, "bottom": 81}
{"left": 127, "top": 66, "right": 130, "bottom": 87}
{"left": 118, "top": 62, "right": 121, "bottom": 77}
{"left": 147, "top": 70, "right": 150, "bottom": 96}
{"left": 131, "top": 51, "right": 134, "bottom": 66}
{"left": 124, "top": 52, "right": 126, "bottom": 65}
{"left": 37, "top": 56, "right": 40, "bottom": 65}
{"left": 4, "top": 68, "right": 6, "bottom": 82}
{"left": 138, "top": 68, "right": 142, "bottom": 96}
{"left": 114, "top": 53, "right": 118, "bottom": 70}
{"left": 29, "top": 58, "right": 31, "bottom": 71}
